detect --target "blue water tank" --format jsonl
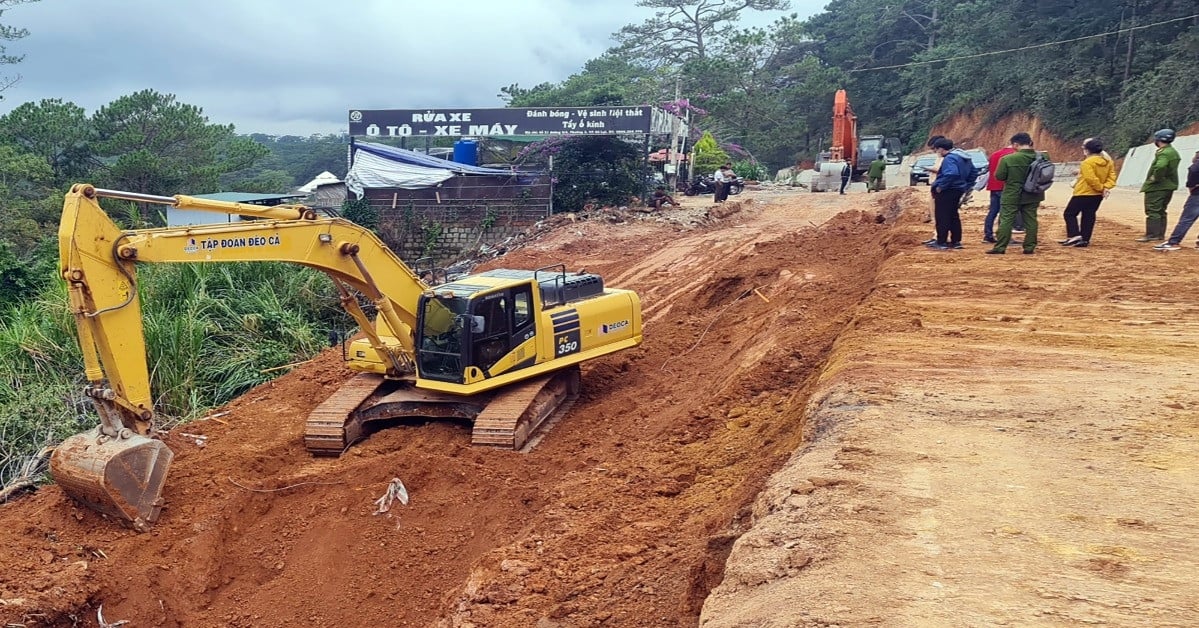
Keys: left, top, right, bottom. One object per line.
{"left": 453, "top": 139, "right": 479, "bottom": 166}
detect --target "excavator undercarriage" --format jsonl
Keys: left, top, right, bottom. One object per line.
{"left": 302, "top": 366, "right": 580, "bottom": 454}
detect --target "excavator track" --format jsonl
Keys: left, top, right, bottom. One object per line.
{"left": 471, "top": 366, "right": 581, "bottom": 450}
{"left": 304, "top": 373, "right": 384, "bottom": 455}
{"left": 306, "top": 367, "right": 581, "bottom": 454}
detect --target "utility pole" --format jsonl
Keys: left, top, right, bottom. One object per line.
{"left": 668, "top": 77, "right": 682, "bottom": 192}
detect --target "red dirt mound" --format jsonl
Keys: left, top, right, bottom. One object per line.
{"left": 0, "top": 193, "right": 907, "bottom": 627}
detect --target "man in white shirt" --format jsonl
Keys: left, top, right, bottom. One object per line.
{"left": 713, "top": 163, "right": 731, "bottom": 203}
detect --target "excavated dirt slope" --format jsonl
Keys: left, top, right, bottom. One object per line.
{"left": 931, "top": 110, "right": 1076, "bottom": 157}
{"left": 0, "top": 189, "right": 898, "bottom": 626}
{"left": 4, "top": 184, "right": 1198, "bottom": 626}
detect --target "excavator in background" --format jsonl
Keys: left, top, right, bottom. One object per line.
{"left": 51, "top": 184, "right": 643, "bottom": 529}
{"left": 811, "top": 89, "right": 902, "bottom": 192}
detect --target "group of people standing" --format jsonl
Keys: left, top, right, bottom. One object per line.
{"left": 922, "top": 127, "right": 1196, "bottom": 254}
{"left": 921, "top": 132, "right": 1054, "bottom": 253}
{"left": 839, "top": 154, "right": 889, "bottom": 194}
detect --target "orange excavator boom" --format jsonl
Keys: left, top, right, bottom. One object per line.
{"left": 828, "top": 89, "right": 858, "bottom": 165}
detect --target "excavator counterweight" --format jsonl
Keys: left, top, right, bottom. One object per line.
{"left": 52, "top": 184, "right": 642, "bottom": 528}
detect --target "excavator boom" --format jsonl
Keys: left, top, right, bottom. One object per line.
{"left": 51, "top": 184, "right": 642, "bottom": 528}
{"left": 828, "top": 89, "right": 858, "bottom": 165}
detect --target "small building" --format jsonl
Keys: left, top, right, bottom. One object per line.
{"left": 297, "top": 171, "right": 342, "bottom": 194}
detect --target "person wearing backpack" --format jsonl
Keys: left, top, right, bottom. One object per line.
{"left": 926, "top": 137, "right": 973, "bottom": 249}
{"left": 1137, "top": 128, "right": 1182, "bottom": 242}
{"left": 988, "top": 132, "right": 1048, "bottom": 255}
{"left": 1060, "top": 138, "right": 1116, "bottom": 247}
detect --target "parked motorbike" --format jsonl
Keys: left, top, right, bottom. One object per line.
{"left": 684, "top": 175, "right": 743, "bottom": 197}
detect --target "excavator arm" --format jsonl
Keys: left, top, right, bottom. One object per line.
{"left": 51, "top": 184, "right": 642, "bottom": 530}
{"left": 828, "top": 89, "right": 859, "bottom": 166}
{"left": 60, "top": 183, "right": 432, "bottom": 419}
{"left": 53, "top": 184, "right": 432, "bottom": 528}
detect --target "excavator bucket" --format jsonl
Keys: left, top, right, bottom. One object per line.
{"left": 49, "top": 427, "right": 174, "bottom": 530}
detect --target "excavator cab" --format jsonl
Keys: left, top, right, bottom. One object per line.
{"left": 416, "top": 293, "right": 469, "bottom": 379}
{"left": 415, "top": 282, "right": 537, "bottom": 383}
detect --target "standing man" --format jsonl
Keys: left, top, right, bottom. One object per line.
{"left": 988, "top": 132, "right": 1047, "bottom": 255}
{"left": 927, "top": 138, "right": 971, "bottom": 249}
{"left": 921, "top": 136, "right": 947, "bottom": 243}
{"left": 839, "top": 161, "right": 852, "bottom": 194}
{"left": 867, "top": 154, "right": 887, "bottom": 192}
{"left": 1137, "top": 128, "right": 1181, "bottom": 242}
{"left": 924, "top": 135, "right": 945, "bottom": 231}
{"left": 1154, "top": 151, "right": 1199, "bottom": 250}
{"left": 982, "top": 142, "right": 1016, "bottom": 243}
{"left": 713, "top": 162, "right": 728, "bottom": 203}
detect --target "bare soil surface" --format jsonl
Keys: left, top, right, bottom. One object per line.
{"left": 931, "top": 110, "right": 1077, "bottom": 158}
{"left": 3, "top": 183, "right": 1197, "bottom": 627}
{"left": 701, "top": 185, "right": 1199, "bottom": 626}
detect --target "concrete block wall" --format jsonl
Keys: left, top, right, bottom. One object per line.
{"left": 370, "top": 200, "right": 550, "bottom": 263}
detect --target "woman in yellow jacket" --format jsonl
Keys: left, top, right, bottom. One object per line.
{"left": 1060, "top": 137, "right": 1116, "bottom": 247}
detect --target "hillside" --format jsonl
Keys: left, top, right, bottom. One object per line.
{"left": 930, "top": 110, "right": 1077, "bottom": 158}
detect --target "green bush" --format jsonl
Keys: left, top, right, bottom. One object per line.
{"left": 0, "top": 261, "right": 352, "bottom": 487}
{"left": 693, "top": 132, "right": 732, "bottom": 177}
{"left": 732, "top": 160, "right": 768, "bottom": 181}
{"left": 340, "top": 197, "right": 379, "bottom": 231}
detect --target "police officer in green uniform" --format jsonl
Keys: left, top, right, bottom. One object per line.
{"left": 867, "top": 155, "right": 887, "bottom": 192}
{"left": 1137, "top": 128, "right": 1181, "bottom": 242}
{"left": 988, "top": 132, "right": 1047, "bottom": 255}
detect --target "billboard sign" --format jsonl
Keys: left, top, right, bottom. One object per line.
{"left": 348, "top": 107, "right": 671, "bottom": 137}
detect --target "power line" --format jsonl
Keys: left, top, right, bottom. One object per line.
{"left": 847, "top": 12, "right": 1199, "bottom": 73}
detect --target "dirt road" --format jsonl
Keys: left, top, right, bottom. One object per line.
{"left": 702, "top": 185, "right": 1199, "bottom": 626}
{"left": 2, "top": 182, "right": 1196, "bottom": 626}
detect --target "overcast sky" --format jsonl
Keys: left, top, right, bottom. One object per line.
{"left": 0, "top": 0, "right": 825, "bottom": 136}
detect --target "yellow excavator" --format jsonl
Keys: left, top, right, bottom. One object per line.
{"left": 52, "top": 184, "right": 642, "bottom": 529}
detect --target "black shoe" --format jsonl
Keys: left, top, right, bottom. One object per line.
{"left": 927, "top": 243, "right": 950, "bottom": 250}
{"left": 1023, "top": 249, "right": 1035, "bottom": 255}
{"left": 1073, "top": 240, "right": 1089, "bottom": 247}
{"left": 985, "top": 249, "right": 1005, "bottom": 255}
{"left": 983, "top": 236, "right": 996, "bottom": 243}
{"left": 922, "top": 238, "right": 937, "bottom": 245}
{"left": 1059, "top": 236, "right": 1082, "bottom": 246}
{"left": 950, "top": 243, "right": 964, "bottom": 249}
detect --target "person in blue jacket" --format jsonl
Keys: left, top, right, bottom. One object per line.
{"left": 927, "top": 137, "right": 973, "bottom": 249}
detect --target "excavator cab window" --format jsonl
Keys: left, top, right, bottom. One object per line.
{"left": 416, "top": 294, "right": 468, "bottom": 381}
{"left": 470, "top": 292, "right": 511, "bottom": 372}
